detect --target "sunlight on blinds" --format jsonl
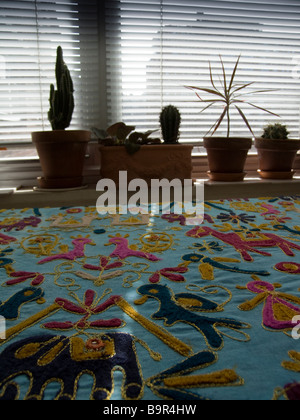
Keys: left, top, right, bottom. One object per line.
{"left": 0, "top": 0, "right": 100, "bottom": 146}
{"left": 105, "top": 0, "right": 300, "bottom": 142}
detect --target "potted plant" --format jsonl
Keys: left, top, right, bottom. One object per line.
{"left": 94, "top": 105, "right": 193, "bottom": 185}
{"left": 160, "top": 104, "right": 181, "bottom": 144}
{"left": 186, "top": 55, "right": 279, "bottom": 182}
{"left": 32, "top": 46, "right": 91, "bottom": 189}
{"left": 255, "top": 123, "right": 300, "bottom": 179}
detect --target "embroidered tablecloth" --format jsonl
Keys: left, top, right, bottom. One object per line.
{"left": 0, "top": 196, "right": 300, "bottom": 401}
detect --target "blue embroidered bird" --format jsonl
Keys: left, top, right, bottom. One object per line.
{"left": 0, "top": 287, "right": 44, "bottom": 320}
{"left": 135, "top": 284, "right": 250, "bottom": 351}
{"left": 181, "top": 252, "right": 270, "bottom": 281}
{"left": 0, "top": 248, "right": 14, "bottom": 271}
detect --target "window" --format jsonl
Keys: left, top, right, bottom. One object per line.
{"left": 105, "top": 0, "right": 300, "bottom": 142}
{"left": 1, "top": 0, "right": 300, "bottom": 162}
{"left": 0, "top": 0, "right": 102, "bottom": 158}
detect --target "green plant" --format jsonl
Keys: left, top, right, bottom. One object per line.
{"left": 92, "top": 122, "right": 160, "bottom": 155}
{"left": 160, "top": 105, "right": 181, "bottom": 144}
{"left": 262, "top": 123, "right": 289, "bottom": 140}
{"left": 186, "top": 55, "right": 279, "bottom": 138}
{"left": 48, "top": 46, "right": 75, "bottom": 130}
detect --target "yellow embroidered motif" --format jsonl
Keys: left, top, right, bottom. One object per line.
{"left": 282, "top": 351, "right": 300, "bottom": 373}
{"left": 21, "top": 234, "right": 60, "bottom": 257}
{"left": 75, "top": 270, "right": 123, "bottom": 287}
{"left": 115, "top": 297, "right": 193, "bottom": 357}
{"left": 15, "top": 342, "right": 44, "bottom": 360}
{"left": 71, "top": 335, "right": 116, "bottom": 362}
{"left": 1, "top": 304, "right": 61, "bottom": 345}
{"left": 230, "top": 202, "right": 267, "bottom": 213}
{"left": 14, "top": 335, "right": 66, "bottom": 366}
{"left": 199, "top": 262, "right": 214, "bottom": 281}
{"left": 48, "top": 214, "right": 99, "bottom": 229}
{"left": 139, "top": 232, "right": 175, "bottom": 253}
{"left": 163, "top": 369, "right": 241, "bottom": 388}
{"left": 111, "top": 214, "right": 150, "bottom": 226}
{"left": 38, "top": 341, "right": 66, "bottom": 366}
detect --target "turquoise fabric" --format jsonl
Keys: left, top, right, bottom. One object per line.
{"left": 0, "top": 196, "right": 299, "bottom": 400}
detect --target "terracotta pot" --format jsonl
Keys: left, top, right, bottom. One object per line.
{"left": 255, "top": 137, "right": 300, "bottom": 179}
{"left": 99, "top": 144, "right": 193, "bottom": 186}
{"left": 32, "top": 130, "right": 91, "bottom": 189}
{"left": 204, "top": 137, "right": 253, "bottom": 182}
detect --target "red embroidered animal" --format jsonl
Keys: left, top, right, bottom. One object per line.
{"left": 0, "top": 216, "right": 41, "bottom": 232}
{"left": 0, "top": 233, "right": 17, "bottom": 245}
{"left": 38, "top": 236, "right": 95, "bottom": 264}
{"left": 186, "top": 226, "right": 300, "bottom": 262}
{"left": 108, "top": 235, "right": 161, "bottom": 262}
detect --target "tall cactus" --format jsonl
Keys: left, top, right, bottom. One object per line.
{"left": 48, "top": 46, "right": 75, "bottom": 130}
{"left": 160, "top": 105, "right": 181, "bottom": 144}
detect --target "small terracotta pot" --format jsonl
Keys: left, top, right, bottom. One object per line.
{"left": 204, "top": 137, "right": 253, "bottom": 182}
{"left": 32, "top": 130, "right": 91, "bottom": 189}
{"left": 255, "top": 137, "right": 300, "bottom": 179}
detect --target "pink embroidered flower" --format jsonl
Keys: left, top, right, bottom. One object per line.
{"left": 0, "top": 216, "right": 41, "bottom": 232}
{"left": 275, "top": 262, "right": 300, "bottom": 275}
{"left": 66, "top": 208, "right": 83, "bottom": 214}
{"left": 149, "top": 266, "right": 188, "bottom": 284}
{"left": 43, "top": 290, "right": 122, "bottom": 331}
{"left": 6, "top": 271, "right": 45, "bottom": 286}
{"left": 83, "top": 256, "right": 124, "bottom": 272}
{"left": 0, "top": 233, "right": 17, "bottom": 245}
{"left": 239, "top": 280, "right": 300, "bottom": 330}
{"left": 264, "top": 215, "right": 292, "bottom": 224}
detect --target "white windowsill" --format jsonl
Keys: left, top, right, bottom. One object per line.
{"left": 0, "top": 178, "right": 299, "bottom": 210}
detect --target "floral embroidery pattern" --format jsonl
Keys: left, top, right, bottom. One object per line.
{"left": 0, "top": 198, "right": 299, "bottom": 400}
{"left": 0, "top": 216, "right": 41, "bottom": 232}
{"left": 149, "top": 266, "right": 188, "bottom": 284}
{"left": 217, "top": 212, "right": 256, "bottom": 225}
{"left": 275, "top": 262, "right": 300, "bottom": 275}
{"left": 237, "top": 276, "right": 300, "bottom": 331}
{"left": 5, "top": 271, "right": 45, "bottom": 287}
{"left": 43, "top": 290, "right": 123, "bottom": 331}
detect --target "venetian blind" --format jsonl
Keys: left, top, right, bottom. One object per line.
{"left": 0, "top": 0, "right": 102, "bottom": 145}
{"left": 105, "top": 0, "right": 300, "bottom": 142}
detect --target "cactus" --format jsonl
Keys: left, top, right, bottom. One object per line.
{"left": 160, "top": 105, "right": 181, "bottom": 144}
{"left": 48, "top": 46, "right": 75, "bottom": 130}
{"left": 262, "top": 123, "right": 289, "bottom": 140}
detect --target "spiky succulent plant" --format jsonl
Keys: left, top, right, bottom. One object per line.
{"left": 186, "top": 55, "right": 280, "bottom": 138}
{"left": 48, "top": 46, "right": 75, "bottom": 130}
